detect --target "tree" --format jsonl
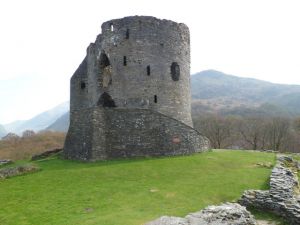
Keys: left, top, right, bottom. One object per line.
{"left": 1, "top": 133, "right": 20, "bottom": 142}
{"left": 265, "top": 117, "right": 290, "bottom": 152}
{"left": 22, "top": 130, "right": 35, "bottom": 138}
{"left": 237, "top": 117, "right": 267, "bottom": 150}
{"left": 195, "top": 115, "right": 233, "bottom": 149}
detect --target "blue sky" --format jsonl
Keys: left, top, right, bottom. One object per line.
{"left": 1, "top": 0, "right": 300, "bottom": 124}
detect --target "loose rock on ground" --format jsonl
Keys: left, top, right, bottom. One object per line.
{"left": 0, "top": 164, "right": 40, "bottom": 179}
{"left": 146, "top": 203, "right": 257, "bottom": 225}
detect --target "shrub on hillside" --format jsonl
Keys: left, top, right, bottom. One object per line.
{"left": 0, "top": 131, "right": 65, "bottom": 160}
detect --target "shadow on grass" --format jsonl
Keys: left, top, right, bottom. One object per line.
{"left": 249, "top": 208, "right": 289, "bottom": 225}
{"left": 36, "top": 152, "right": 210, "bottom": 171}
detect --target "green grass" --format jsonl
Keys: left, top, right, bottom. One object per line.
{"left": 0, "top": 150, "right": 276, "bottom": 225}
{"left": 250, "top": 208, "right": 289, "bottom": 225}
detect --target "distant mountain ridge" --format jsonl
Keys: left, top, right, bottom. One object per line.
{"left": 0, "top": 124, "right": 6, "bottom": 138}
{"left": 46, "top": 112, "right": 69, "bottom": 132}
{"left": 4, "top": 102, "right": 69, "bottom": 135}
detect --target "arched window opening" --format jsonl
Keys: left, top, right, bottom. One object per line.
{"left": 126, "top": 29, "right": 129, "bottom": 39}
{"left": 80, "top": 81, "right": 86, "bottom": 90}
{"left": 171, "top": 62, "right": 180, "bottom": 81}
{"left": 147, "top": 65, "right": 151, "bottom": 76}
{"left": 154, "top": 95, "right": 157, "bottom": 103}
{"left": 98, "top": 92, "right": 116, "bottom": 107}
{"left": 123, "top": 56, "right": 127, "bottom": 66}
{"left": 110, "top": 23, "right": 114, "bottom": 31}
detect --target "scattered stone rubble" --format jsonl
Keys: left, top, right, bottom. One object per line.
{"left": 0, "top": 164, "right": 40, "bottom": 179}
{"left": 239, "top": 155, "right": 300, "bottom": 225}
{"left": 0, "top": 159, "right": 13, "bottom": 166}
{"left": 31, "top": 148, "right": 62, "bottom": 161}
{"left": 146, "top": 203, "right": 257, "bottom": 225}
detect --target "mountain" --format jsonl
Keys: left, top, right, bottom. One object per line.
{"left": 0, "top": 124, "right": 7, "bottom": 138}
{"left": 45, "top": 112, "right": 69, "bottom": 132}
{"left": 5, "top": 70, "right": 300, "bottom": 135}
{"left": 3, "top": 120, "right": 26, "bottom": 134}
{"left": 4, "top": 102, "right": 69, "bottom": 134}
{"left": 191, "top": 70, "right": 300, "bottom": 117}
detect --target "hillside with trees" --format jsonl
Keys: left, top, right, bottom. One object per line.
{"left": 191, "top": 70, "right": 300, "bottom": 117}
{"left": 0, "top": 131, "right": 65, "bottom": 160}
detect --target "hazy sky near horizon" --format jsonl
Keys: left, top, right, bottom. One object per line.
{"left": 1, "top": 0, "right": 300, "bottom": 124}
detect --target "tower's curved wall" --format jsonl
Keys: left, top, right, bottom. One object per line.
{"left": 72, "top": 16, "right": 192, "bottom": 126}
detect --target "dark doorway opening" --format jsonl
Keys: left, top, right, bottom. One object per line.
{"left": 98, "top": 92, "right": 116, "bottom": 107}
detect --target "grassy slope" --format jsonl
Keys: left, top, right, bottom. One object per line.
{"left": 0, "top": 150, "right": 275, "bottom": 225}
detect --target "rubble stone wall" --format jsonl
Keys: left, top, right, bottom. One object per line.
{"left": 239, "top": 155, "right": 300, "bottom": 225}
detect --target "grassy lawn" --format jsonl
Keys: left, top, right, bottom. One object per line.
{"left": 0, "top": 150, "right": 276, "bottom": 225}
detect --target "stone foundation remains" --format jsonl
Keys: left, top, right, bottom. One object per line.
{"left": 146, "top": 203, "right": 256, "bottom": 225}
{"left": 239, "top": 155, "right": 300, "bottom": 225}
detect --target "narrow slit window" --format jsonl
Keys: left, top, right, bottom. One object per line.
{"left": 80, "top": 82, "right": 86, "bottom": 90}
{"left": 154, "top": 95, "right": 157, "bottom": 103}
{"left": 110, "top": 24, "right": 114, "bottom": 31}
{"left": 126, "top": 29, "right": 129, "bottom": 39}
{"left": 123, "top": 56, "right": 127, "bottom": 66}
{"left": 147, "top": 65, "right": 150, "bottom": 75}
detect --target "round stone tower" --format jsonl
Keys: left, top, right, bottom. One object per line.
{"left": 71, "top": 16, "right": 192, "bottom": 126}
{"left": 65, "top": 16, "right": 209, "bottom": 161}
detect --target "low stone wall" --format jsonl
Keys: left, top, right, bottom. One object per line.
{"left": 31, "top": 148, "right": 62, "bottom": 161}
{"left": 146, "top": 203, "right": 256, "bottom": 225}
{"left": 0, "top": 164, "right": 40, "bottom": 179}
{"left": 239, "top": 155, "right": 300, "bottom": 225}
{"left": 0, "top": 159, "right": 13, "bottom": 166}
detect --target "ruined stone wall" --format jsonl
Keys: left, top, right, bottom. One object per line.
{"left": 146, "top": 203, "right": 256, "bottom": 225}
{"left": 63, "top": 108, "right": 94, "bottom": 160}
{"left": 239, "top": 155, "right": 300, "bottom": 225}
{"left": 64, "top": 107, "right": 209, "bottom": 161}
{"left": 70, "top": 57, "right": 88, "bottom": 111}
{"left": 71, "top": 16, "right": 192, "bottom": 127}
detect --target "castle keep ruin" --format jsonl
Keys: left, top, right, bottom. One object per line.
{"left": 64, "top": 16, "right": 209, "bottom": 161}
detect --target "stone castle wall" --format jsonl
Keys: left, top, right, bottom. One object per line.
{"left": 70, "top": 16, "right": 192, "bottom": 126}
{"left": 64, "top": 107, "right": 209, "bottom": 161}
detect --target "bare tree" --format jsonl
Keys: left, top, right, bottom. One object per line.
{"left": 195, "top": 115, "right": 233, "bottom": 149}
{"left": 1, "top": 133, "right": 20, "bottom": 141}
{"left": 193, "top": 113, "right": 300, "bottom": 153}
{"left": 22, "top": 130, "right": 35, "bottom": 138}
{"left": 265, "top": 117, "right": 290, "bottom": 152}
{"left": 237, "top": 117, "right": 267, "bottom": 150}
